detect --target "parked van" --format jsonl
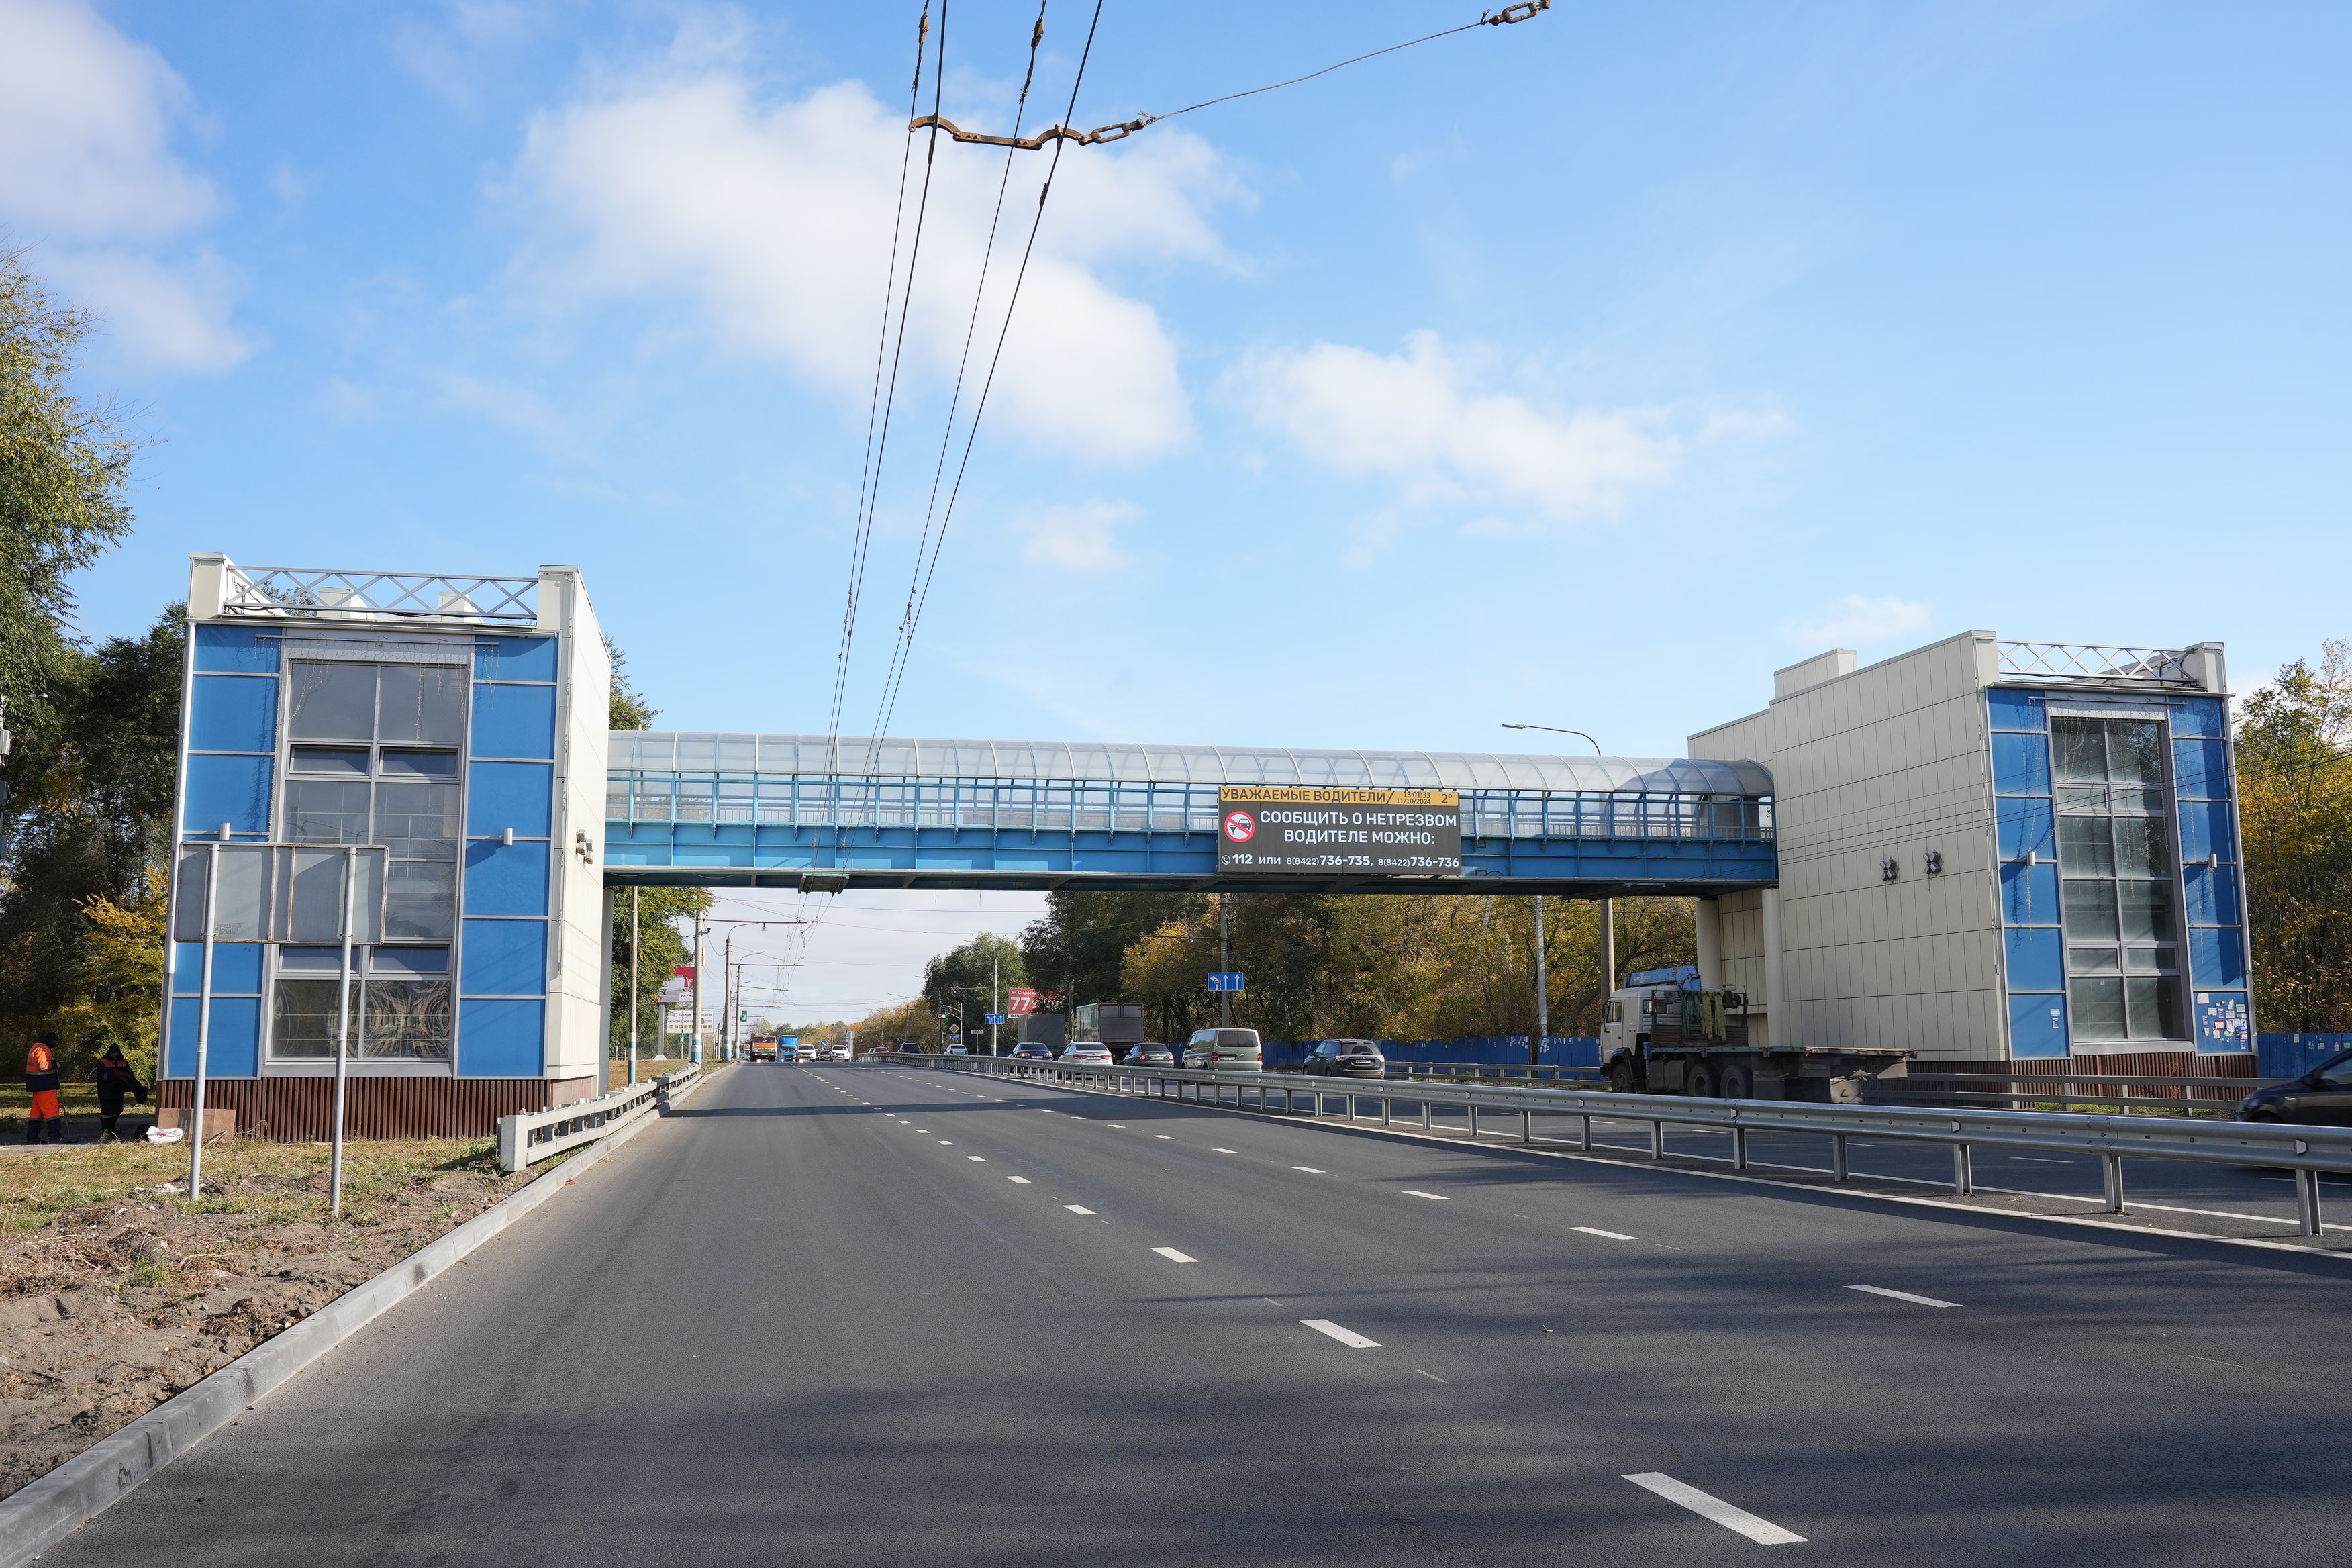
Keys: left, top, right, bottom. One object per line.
{"left": 1183, "top": 1028, "right": 1263, "bottom": 1072}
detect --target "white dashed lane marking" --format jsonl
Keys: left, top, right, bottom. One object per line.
{"left": 1006, "top": 1176, "right": 1030, "bottom": 1183}
{"left": 1573, "top": 1227, "right": 1636, "bottom": 1241}
{"left": 1847, "top": 1284, "right": 1959, "bottom": 1308}
{"left": 1300, "top": 1319, "right": 1380, "bottom": 1349}
{"left": 966, "top": 1155, "right": 986, "bottom": 1162}
{"left": 1403, "top": 1191, "right": 1449, "bottom": 1201}
{"left": 1155, "top": 1134, "right": 1175, "bottom": 1140}
{"left": 1291, "top": 1167, "right": 1326, "bottom": 1174}
{"left": 1622, "top": 1473, "right": 1805, "bottom": 1545}
{"left": 1151, "top": 1247, "right": 1198, "bottom": 1263}
{"left": 1065, "top": 1205, "right": 1096, "bottom": 1216}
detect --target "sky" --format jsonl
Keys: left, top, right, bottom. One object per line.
{"left": 7, "top": 0, "right": 2349, "bottom": 1013}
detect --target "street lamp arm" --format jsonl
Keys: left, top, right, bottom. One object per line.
{"left": 1501, "top": 722, "right": 1605, "bottom": 757}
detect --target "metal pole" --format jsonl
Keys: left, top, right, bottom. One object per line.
{"left": 1218, "top": 893, "right": 1232, "bottom": 1029}
{"left": 330, "top": 848, "right": 356, "bottom": 1218}
{"left": 1832, "top": 1132, "right": 1849, "bottom": 1181}
{"left": 692, "top": 914, "right": 705, "bottom": 1066}
{"left": 1951, "top": 1142, "right": 1973, "bottom": 1196}
{"left": 188, "top": 837, "right": 223, "bottom": 1200}
{"left": 2295, "top": 1167, "right": 2323, "bottom": 1236}
{"left": 991, "top": 952, "right": 999, "bottom": 1057}
{"left": 2101, "top": 1152, "right": 2126, "bottom": 1213}
{"left": 1532, "top": 894, "right": 1547, "bottom": 1071}
{"left": 626, "top": 887, "right": 640, "bottom": 1087}
{"left": 1601, "top": 897, "right": 1616, "bottom": 995}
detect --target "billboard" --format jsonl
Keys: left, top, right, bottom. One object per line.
{"left": 1216, "top": 786, "right": 1461, "bottom": 877}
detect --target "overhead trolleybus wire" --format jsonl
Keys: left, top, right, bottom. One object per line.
{"left": 907, "top": 1, "right": 1549, "bottom": 150}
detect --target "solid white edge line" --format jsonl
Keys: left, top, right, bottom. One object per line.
{"left": 1623, "top": 1472, "right": 1806, "bottom": 1545}
{"left": 1573, "top": 1226, "right": 1636, "bottom": 1240}
{"left": 1151, "top": 1246, "right": 1198, "bottom": 1263}
{"left": 997, "top": 1075, "right": 2352, "bottom": 1262}
{"left": 1300, "top": 1318, "right": 1381, "bottom": 1349}
{"left": 1847, "top": 1283, "right": 1959, "bottom": 1308}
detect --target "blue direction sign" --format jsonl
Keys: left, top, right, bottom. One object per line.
{"left": 985, "top": 1013, "right": 1007, "bottom": 1024}
{"left": 1207, "top": 971, "right": 1244, "bottom": 992}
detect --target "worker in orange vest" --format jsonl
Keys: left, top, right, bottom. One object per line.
{"left": 24, "top": 1034, "right": 65, "bottom": 1144}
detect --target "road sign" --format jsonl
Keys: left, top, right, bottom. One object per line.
{"left": 1207, "top": 971, "right": 1244, "bottom": 992}
{"left": 1216, "top": 785, "right": 1461, "bottom": 878}
{"left": 1008, "top": 987, "right": 1038, "bottom": 1015}
{"left": 985, "top": 1013, "right": 1006, "bottom": 1024}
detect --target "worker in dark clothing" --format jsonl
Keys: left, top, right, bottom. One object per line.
{"left": 24, "top": 1034, "right": 64, "bottom": 1144}
{"left": 93, "top": 1045, "right": 147, "bottom": 1142}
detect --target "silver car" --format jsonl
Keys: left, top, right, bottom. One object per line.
{"left": 1183, "top": 1028, "right": 1263, "bottom": 1072}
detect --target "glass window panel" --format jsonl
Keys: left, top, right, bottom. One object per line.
{"left": 369, "top": 946, "right": 448, "bottom": 973}
{"left": 374, "top": 781, "right": 461, "bottom": 858}
{"left": 380, "top": 748, "right": 459, "bottom": 777}
{"left": 278, "top": 947, "right": 345, "bottom": 971}
{"left": 2108, "top": 720, "right": 2164, "bottom": 784}
{"left": 2062, "top": 878, "right": 2120, "bottom": 940}
{"left": 2110, "top": 787, "right": 2166, "bottom": 818}
{"left": 360, "top": 978, "right": 451, "bottom": 1059}
{"left": 290, "top": 745, "right": 369, "bottom": 775}
{"left": 2117, "top": 880, "right": 2175, "bottom": 942}
{"left": 2126, "top": 975, "right": 2185, "bottom": 1039}
{"left": 2069, "top": 975, "right": 2126, "bottom": 1038}
{"left": 287, "top": 663, "right": 377, "bottom": 740}
{"left": 271, "top": 977, "right": 346, "bottom": 1059}
{"left": 2055, "top": 785, "right": 2108, "bottom": 816}
{"left": 2057, "top": 818, "right": 2115, "bottom": 875}
{"left": 384, "top": 861, "right": 457, "bottom": 940}
{"left": 2113, "top": 817, "right": 2169, "bottom": 877}
{"left": 2124, "top": 945, "right": 2174, "bottom": 973}
{"left": 2051, "top": 719, "right": 2108, "bottom": 783}
{"left": 377, "top": 665, "right": 467, "bottom": 746}
{"left": 285, "top": 779, "right": 371, "bottom": 844}
{"left": 2069, "top": 946, "right": 2120, "bottom": 973}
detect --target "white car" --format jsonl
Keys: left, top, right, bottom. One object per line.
{"left": 827, "top": 1046, "right": 852, "bottom": 1061}
{"left": 1059, "top": 1044, "right": 1114, "bottom": 1065}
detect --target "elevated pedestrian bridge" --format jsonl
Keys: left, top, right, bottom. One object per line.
{"left": 604, "top": 734, "right": 1777, "bottom": 895}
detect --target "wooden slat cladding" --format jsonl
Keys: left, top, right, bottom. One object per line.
{"left": 154, "top": 1077, "right": 597, "bottom": 1141}
{"left": 1933, "top": 1052, "right": 2259, "bottom": 1080}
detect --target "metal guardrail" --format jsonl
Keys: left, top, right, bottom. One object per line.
{"left": 1870, "top": 1072, "right": 2282, "bottom": 1116}
{"left": 495, "top": 1064, "right": 702, "bottom": 1172}
{"left": 884, "top": 1057, "right": 2352, "bottom": 1236}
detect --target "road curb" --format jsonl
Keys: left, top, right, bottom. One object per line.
{"left": 1, "top": 1063, "right": 722, "bottom": 1567}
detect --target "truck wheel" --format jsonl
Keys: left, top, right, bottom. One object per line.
{"left": 1719, "top": 1063, "right": 1752, "bottom": 1100}
{"left": 1683, "top": 1061, "right": 1716, "bottom": 1098}
{"left": 1609, "top": 1059, "right": 1636, "bottom": 1095}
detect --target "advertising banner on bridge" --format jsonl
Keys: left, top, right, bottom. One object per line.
{"left": 1216, "top": 786, "right": 1461, "bottom": 877}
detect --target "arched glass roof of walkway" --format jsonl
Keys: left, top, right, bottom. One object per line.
{"left": 609, "top": 733, "right": 1771, "bottom": 797}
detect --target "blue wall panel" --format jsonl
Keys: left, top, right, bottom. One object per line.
{"left": 2004, "top": 926, "right": 2065, "bottom": 993}
{"left": 471, "top": 684, "right": 556, "bottom": 759}
{"left": 461, "top": 918, "right": 548, "bottom": 997}
{"left": 458, "top": 999, "right": 544, "bottom": 1077}
{"left": 171, "top": 942, "right": 263, "bottom": 995}
{"left": 466, "top": 760, "right": 554, "bottom": 838}
{"left": 164, "top": 995, "right": 262, "bottom": 1077}
{"left": 193, "top": 625, "right": 279, "bottom": 673}
{"left": 2184, "top": 863, "right": 2240, "bottom": 928}
{"left": 2260, "top": 1034, "right": 2352, "bottom": 1077}
{"left": 2000, "top": 861, "right": 2061, "bottom": 925}
{"left": 474, "top": 636, "right": 558, "bottom": 681}
{"left": 1986, "top": 689, "right": 2047, "bottom": 730}
{"left": 2172, "top": 739, "right": 2229, "bottom": 799}
{"left": 1996, "top": 797, "right": 2054, "bottom": 863}
{"left": 2008, "top": 991, "right": 2069, "bottom": 1059}
{"left": 1992, "top": 732, "right": 2051, "bottom": 795}
{"left": 2189, "top": 926, "right": 2248, "bottom": 989}
{"left": 190, "top": 675, "right": 279, "bottom": 752}
{"left": 183, "top": 754, "right": 273, "bottom": 834}
{"left": 463, "top": 839, "right": 550, "bottom": 916}
{"left": 2171, "top": 697, "right": 2226, "bottom": 738}
{"left": 2178, "top": 799, "right": 2237, "bottom": 863}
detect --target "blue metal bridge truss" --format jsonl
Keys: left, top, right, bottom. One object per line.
{"left": 603, "top": 734, "right": 1777, "bottom": 896}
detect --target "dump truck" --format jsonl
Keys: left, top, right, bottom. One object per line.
{"left": 746, "top": 1034, "right": 778, "bottom": 1063}
{"left": 1599, "top": 965, "right": 1908, "bottom": 1103}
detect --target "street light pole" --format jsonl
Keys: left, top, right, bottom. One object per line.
{"left": 1218, "top": 893, "right": 1232, "bottom": 1029}
{"left": 1505, "top": 722, "right": 1612, "bottom": 1040}
{"left": 626, "top": 887, "right": 640, "bottom": 1087}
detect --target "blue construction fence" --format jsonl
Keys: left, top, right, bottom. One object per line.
{"left": 1262, "top": 1036, "right": 1602, "bottom": 1072}
{"left": 2259, "top": 1033, "right": 2352, "bottom": 1078}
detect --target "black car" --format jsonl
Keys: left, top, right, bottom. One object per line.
{"left": 1299, "top": 1039, "right": 1386, "bottom": 1078}
{"left": 2239, "top": 1050, "right": 2352, "bottom": 1126}
{"left": 1010, "top": 1042, "right": 1056, "bottom": 1061}
{"left": 1122, "top": 1042, "right": 1177, "bottom": 1067}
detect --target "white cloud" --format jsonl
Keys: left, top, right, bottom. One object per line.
{"left": 1240, "top": 330, "right": 1769, "bottom": 527}
{"left": 506, "top": 49, "right": 1238, "bottom": 460}
{"left": 0, "top": 0, "right": 252, "bottom": 371}
{"left": 1778, "top": 595, "right": 1931, "bottom": 648}
{"left": 1022, "top": 499, "right": 1136, "bottom": 573}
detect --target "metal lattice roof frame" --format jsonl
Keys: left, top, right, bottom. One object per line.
{"left": 218, "top": 565, "right": 540, "bottom": 626}
{"left": 609, "top": 733, "right": 1773, "bottom": 797}
{"left": 1997, "top": 641, "right": 2196, "bottom": 687}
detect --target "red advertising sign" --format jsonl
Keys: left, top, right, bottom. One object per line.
{"left": 1008, "top": 987, "right": 1038, "bottom": 1016}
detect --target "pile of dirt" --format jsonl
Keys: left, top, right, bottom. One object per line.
{"left": 0, "top": 1148, "right": 546, "bottom": 1500}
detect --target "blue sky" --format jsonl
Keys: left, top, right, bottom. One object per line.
{"left": 9, "top": 0, "right": 2348, "bottom": 1011}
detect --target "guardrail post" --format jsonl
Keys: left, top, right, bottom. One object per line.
{"left": 2296, "top": 1167, "right": 2323, "bottom": 1236}
{"left": 1579, "top": 1112, "right": 1591, "bottom": 1152}
{"left": 1832, "top": 1132, "right": 1849, "bottom": 1181}
{"left": 1468, "top": 1104, "right": 1480, "bottom": 1140}
{"left": 1732, "top": 1124, "right": 1749, "bottom": 1171}
{"left": 1650, "top": 1120, "right": 1665, "bottom": 1161}
{"left": 496, "top": 1113, "right": 523, "bottom": 1174}
{"left": 1521, "top": 1109, "right": 1532, "bottom": 1145}
{"left": 1420, "top": 1099, "right": 1432, "bottom": 1132}
{"left": 2101, "top": 1152, "right": 2126, "bottom": 1213}
{"left": 1381, "top": 1095, "right": 1392, "bottom": 1126}
{"left": 1951, "top": 1143, "right": 1973, "bottom": 1196}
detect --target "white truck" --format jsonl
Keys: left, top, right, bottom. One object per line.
{"left": 1599, "top": 965, "right": 1908, "bottom": 1103}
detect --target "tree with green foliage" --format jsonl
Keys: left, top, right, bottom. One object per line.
{"left": 2238, "top": 641, "right": 2352, "bottom": 1031}
{"left": 603, "top": 639, "right": 709, "bottom": 1065}
{"left": 922, "top": 932, "right": 1026, "bottom": 1047}
{"left": 1020, "top": 889, "right": 1207, "bottom": 1021}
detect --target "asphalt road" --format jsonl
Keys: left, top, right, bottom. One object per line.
{"left": 43, "top": 1063, "right": 2352, "bottom": 1567}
